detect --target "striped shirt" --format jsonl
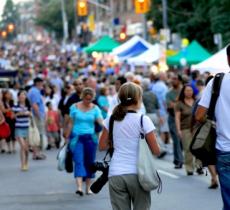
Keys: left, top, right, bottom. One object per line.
{"left": 12, "top": 105, "right": 30, "bottom": 129}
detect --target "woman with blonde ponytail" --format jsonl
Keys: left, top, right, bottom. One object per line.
{"left": 99, "top": 82, "right": 161, "bottom": 210}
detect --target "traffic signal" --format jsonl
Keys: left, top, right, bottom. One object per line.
{"left": 119, "top": 32, "right": 127, "bottom": 41}
{"left": 77, "top": 0, "right": 88, "bottom": 16}
{"left": 135, "top": 0, "right": 150, "bottom": 14}
{"left": 119, "top": 25, "right": 127, "bottom": 41}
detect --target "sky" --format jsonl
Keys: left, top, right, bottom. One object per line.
{"left": 0, "top": 0, "right": 30, "bottom": 18}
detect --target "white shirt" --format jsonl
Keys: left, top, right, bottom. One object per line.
{"left": 199, "top": 73, "right": 230, "bottom": 151}
{"left": 104, "top": 113, "right": 155, "bottom": 177}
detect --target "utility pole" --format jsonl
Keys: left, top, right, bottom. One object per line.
{"left": 110, "top": 0, "right": 114, "bottom": 37}
{"left": 60, "top": 0, "right": 69, "bottom": 45}
{"left": 162, "top": 0, "right": 168, "bottom": 28}
{"left": 73, "top": 0, "right": 78, "bottom": 40}
{"left": 142, "top": 14, "right": 148, "bottom": 40}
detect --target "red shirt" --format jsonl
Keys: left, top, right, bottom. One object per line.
{"left": 46, "top": 110, "right": 59, "bottom": 132}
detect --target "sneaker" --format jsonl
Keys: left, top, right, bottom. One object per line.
{"left": 187, "top": 171, "right": 194, "bottom": 176}
{"left": 196, "top": 168, "right": 204, "bottom": 175}
{"left": 174, "top": 163, "right": 183, "bottom": 169}
{"left": 46, "top": 144, "right": 51, "bottom": 150}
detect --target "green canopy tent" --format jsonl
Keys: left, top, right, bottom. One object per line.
{"left": 84, "top": 35, "right": 120, "bottom": 53}
{"left": 167, "top": 40, "right": 211, "bottom": 66}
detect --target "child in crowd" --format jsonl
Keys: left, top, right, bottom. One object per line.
{"left": 45, "top": 102, "right": 61, "bottom": 149}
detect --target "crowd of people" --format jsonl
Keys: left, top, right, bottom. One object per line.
{"left": 0, "top": 41, "right": 229, "bottom": 210}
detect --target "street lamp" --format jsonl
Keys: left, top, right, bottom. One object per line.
{"left": 1, "top": 30, "right": 7, "bottom": 39}
{"left": 7, "top": 23, "right": 15, "bottom": 33}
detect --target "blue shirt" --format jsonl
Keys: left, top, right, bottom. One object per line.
{"left": 151, "top": 81, "right": 168, "bottom": 116}
{"left": 190, "top": 80, "right": 199, "bottom": 96}
{"left": 97, "top": 96, "right": 109, "bottom": 119}
{"left": 70, "top": 104, "right": 102, "bottom": 136}
{"left": 27, "top": 87, "right": 45, "bottom": 118}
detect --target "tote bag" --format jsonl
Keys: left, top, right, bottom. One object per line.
{"left": 137, "top": 115, "right": 162, "bottom": 192}
{"left": 28, "top": 117, "right": 40, "bottom": 147}
{"left": 57, "top": 144, "right": 67, "bottom": 171}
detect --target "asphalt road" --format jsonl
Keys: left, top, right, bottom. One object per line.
{"left": 0, "top": 146, "right": 222, "bottom": 210}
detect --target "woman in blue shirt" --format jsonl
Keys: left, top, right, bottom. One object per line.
{"left": 64, "top": 87, "right": 103, "bottom": 196}
{"left": 97, "top": 86, "right": 109, "bottom": 119}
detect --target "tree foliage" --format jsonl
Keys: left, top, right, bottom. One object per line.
{"left": 1, "top": 0, "right": 19, "bottom": 39}
{"left": 148, "top": 0, "right": 230, "bottom": 51}
{"left": 1, "top": 0, "right": 19, "bottom": 27}
{"left": 35, "top": 0, "right": 75, "bottom": 39}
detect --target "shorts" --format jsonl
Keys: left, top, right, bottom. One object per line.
{"left": 34, "top": 116, "right": 45, "bottom": 135}
{"left": 15, "top": 128, "right": 29, "bottom": 138}
{"left": 160, "top": 115, "right": 169, "bottom": 133}
{"left": 47, "top": 131, "right": 59, "bottom": 140}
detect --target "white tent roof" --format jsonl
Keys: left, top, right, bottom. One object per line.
{"left": 112, "top": 35, "right": 152, "bottom": 55}
{"left": 127, "top": 44, "right": 161, "bottom": 65}
{"left": 191, "top": 47, "right": 229, "bottom": 74}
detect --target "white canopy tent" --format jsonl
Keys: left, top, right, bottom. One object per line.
{"left": 112, "top": 35, "right": 152, "bottom": 56}
{"left": 127, "top": 44, "right": 161, "bottom": 65}
{"left": 191, "top": 47, "right": 229, "bottom": 74}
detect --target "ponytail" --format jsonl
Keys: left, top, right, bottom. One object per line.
{"left": 112, "top": 104, "right": 127, "bottom": 121}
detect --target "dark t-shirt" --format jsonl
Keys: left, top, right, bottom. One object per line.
{"left": 175, "top": 101, "right": 194, "bottom": 130}
{"left": 166, "top": 88, "right": 181, "bottom": 117}
{"left": 65, "top": 93, "right": 81, "bottom": 115}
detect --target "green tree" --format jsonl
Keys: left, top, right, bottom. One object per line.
{"left": 36, "top": 0, "right": 75, "bottom": 40}
{"left": 147, "top": 0, "right": 230, "bottom": 51}
{"left": 209, "top": 0, "right": 230, "bottom": 47}
{"left": 1, "top": 0, "right": 19, "bottom": 38}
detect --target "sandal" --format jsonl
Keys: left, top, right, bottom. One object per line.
{"left": 76, "top": 190, "right": 84, "bottom": 196}
{"left": 209, "top": 180, "right": 219, "bottom": 189}
{"left": 86, "top": 190, "right": 93, "bottom": 195}
{"left": 33, "top": 154, "right": 46, "bottom": 160}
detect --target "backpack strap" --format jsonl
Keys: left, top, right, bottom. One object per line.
{"left": 207, "top": 73, "right": 224, "bottom": 120}
{"left": 108, "top": 114, "right": 115, "bottom": 157}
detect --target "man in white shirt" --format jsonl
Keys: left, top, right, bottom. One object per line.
{"left": 195, "top": 45, "right": 230, "bottom": 210}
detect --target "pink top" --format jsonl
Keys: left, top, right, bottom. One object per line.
{"left": 46, "top": 110, "right": 59, "bottom": 132}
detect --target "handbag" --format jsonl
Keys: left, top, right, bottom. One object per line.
{"left": 138, "top": 115, "right": 162, "bottom": 192}
{"left": 190, "top": 73, "right": 224, "bottom": 166}
{"left": 0, "top": 121, "right": 11, "bottom": 139}
{"left": 65, "top": 143, "right": 73, "bottom": 173}
{"left": 57, "top": 144, "right": 67, "bottom": 171}
{"left": 28, "top": 116, "right": 40, "bottom": 147}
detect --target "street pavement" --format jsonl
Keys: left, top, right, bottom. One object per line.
{"left": 0, "top": 145, "right": 222, "bottom": 210}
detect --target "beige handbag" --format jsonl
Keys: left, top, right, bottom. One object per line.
{"left": 137, "top": 115, "right": 162, "bottom": 192}
{"left": 28, "top": 116, "right": 40, "bottom": 147}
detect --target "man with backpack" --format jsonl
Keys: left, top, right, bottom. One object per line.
{"left": 195, "top": 45, "right": 230, "bottom": 210}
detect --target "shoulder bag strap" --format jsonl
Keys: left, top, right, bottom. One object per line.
{"left": 107, "top": 115, "right": 115, "bottom": 158}
{"left": 207, "top": 73, "right": 224, "bottom": 120}
{"left": 140, "top": 114, "right": 144, "bottom": 139}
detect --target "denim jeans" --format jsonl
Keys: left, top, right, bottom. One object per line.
{"left": 168, "top": 115, "right": 183, "bottom": 165}
{"left": 216, "top": 149, "right": 230, "bottom": 210}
